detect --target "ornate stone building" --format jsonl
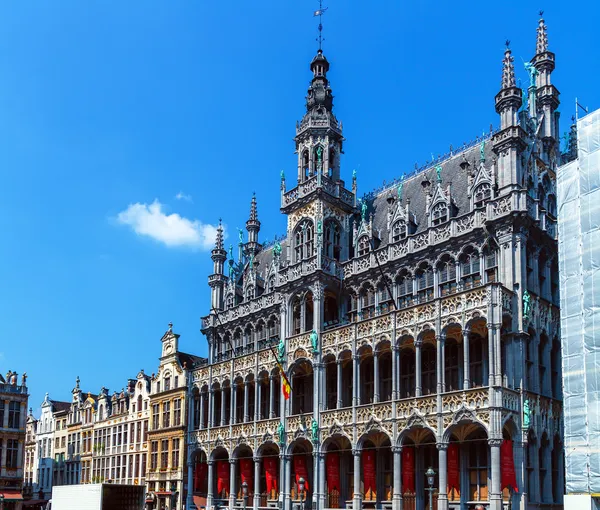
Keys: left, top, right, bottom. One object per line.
{"left": 0, "top": 371, "right": 29, "bottom": 510}
{"left": 187, "top": 14, "right": 566, "bottom": 510}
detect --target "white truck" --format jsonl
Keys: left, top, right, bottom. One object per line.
{"left": 49, "top": 483, "right": 146, "bottom": 510}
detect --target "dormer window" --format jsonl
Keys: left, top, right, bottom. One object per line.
{"left": 357, "top": 236, "right": 370, "bottom": 257}
{"left": 245, "top": 286, "right": 255, "bottom": 301}
{"left": 391, "top": 221, "right": 407, "bottom": 242}
{"left": 431, "top": 202, "right": 448, "bottom": 226}
{"left": 473, "top": 183, "right": 492, "bottom": 209}
{"left": 225, "top": 293, "right": 234, "bottom": 310}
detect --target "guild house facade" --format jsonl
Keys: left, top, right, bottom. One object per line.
{"left": 187, "top": 14, "right": 567, "bottom": 510}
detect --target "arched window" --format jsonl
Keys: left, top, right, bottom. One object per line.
{"left": 302, "top": 151, "right": 309, "bottom": 181}
{"left": 416, "top": 264, "right": 434, "bottom": 303}
{"left": 391, "top": 220, "right": 407, "bottom": 242}
{"left": 444, "top": 339, "right": 460, "bottom": 391}
{"left": 547, "top": 194, "right": 557, "bottom": 217}
{"left": 399, "top": 348, "right": 415, "bottom": 398}
{"left": 431, "top": 202, "right": 448, "bottom": 226}
{"left": 245, "top": 286, "right": 255, "bottom": 301}
{"left": 346, "top": 292, "right": 358, "bottom": 323}
{"left": 325, "top": 220, "right": 341, "bottom": 261}
{"left": 256, "top": 321, "right": 267, "bottom": 348}
{"left": 292, "top": 361, "right": 314, "bottom": 414}
{"left": 526, "top": 432, "right": 537, "bottom": 501}
{"left": 244, "top": 325, "right": 253, "bottom": 352}
{"left": 266, "top": 275, "right": 275, "bottom": 293}
{"left": 483, "top": 246, "right": 498, "bottom": 283}
{"left": 438, "top": 255, "right": 457, "bottom": 296}
{"left": 538, "top": 183, "right": 546, "bottom": 209}
{"left": 357, "top": 236, "right": 370, "bottom": 257}
{"left": 395, "top": 271, "right": 413, "bottom": 309}
{"left": 377, "top": 280, "right": 393, "bottom": 315}
{"left": 469, "top": 335, "right": 484, "bottom": 387}
{"left": 294, "top": 220, "right": 314, "bottom": 262}
{"left": 225, "top": 293, "right": 234, "bottom": 310}
{"left": 473, "top": 183, "right": 492, "bottom": 208}
{"left": 359, "top": 285, "right": 375, "bottom": 320}
{"left": 137, "top": 395, "right": 142, "bottom": 412}
{"left": 538, "top": 251, "right": 548, "bottom": 298}
{"left": 268, "top": 317, "right": 279, "bottom": 342}
{"left": 460, "top": 248, "right": 481, "bottom": 289}
{"left": 328, "top": 148, "right": 336, "bottom": 177}
{"left": 422, "top": 343, "right": 437, "bottom": 395}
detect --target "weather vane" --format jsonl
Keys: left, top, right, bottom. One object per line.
{"left": 314, "top": 0, "right": 328, "bottom": 50}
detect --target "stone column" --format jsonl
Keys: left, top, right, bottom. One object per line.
{"left": 436, "top": 335, "right": 445, "bottom": 394}
{"left": 392, "top": 446, "right": 402, "bottom": 510}
{"left": 283, "top": 454, "right": 292, "bottom": 510}
{"left": 255, "top": 379, "right": 261, "bottom": 421}
{"left": 232, "top": 384, "right": 238, "bottom": 425}
{"left": 489, "top": 439, "right": 502, "bottom": 510}
{"left": 488, "top": 324, "right": 496, "bottom": 387}
{"left": 373, "top": 352, "right": 380, "bottom": 403}
{"left": 187, "top": 460, "right": 196, "bottom": 510}
{"left": 207, "top": 460, "right": 215, "bottom": 510}
{"left": 254, "top": 456, "right": 261, "bottom": 510}
{"left": 462, "top": 329, "right": 470, "bottom": 390}
{"left": 221, "top": 388, "right": 227, "bottom": 426}
{"left": 230, "top": 458, "right": 237, "bottom": 509}
{"left": 415, "top": 339, "right": 423, "bottom": 397}
{"left": 244, "top": 382, "right": 250, "bottom": 422}
{"left": 319, "top": 451, "right": 326, "bottom": 509}
{"left": 336, "top": 360, "right": 343, "bottom": 408}
{"left": 391, "top": 346, "right": 399, "bottom": 400}
{"left": 353, "top": 449, "right": 362, "bottom": 510}
{"left": 356, "top": 356, "right": 362, "bottom": 405}
{"left": 269, "top": 376, "right": 275, "bottom": 418}
{"left": 199, "top": 393, "right": 206, "bottom": 429}
{"left": 209, "top": 389, "right": 215, "bottom": 427}
{"left": 353, "top": 355, "right": 360, "bottom": 406}
{"left": 437, "top": 443, "right": 448, "bottom": 510}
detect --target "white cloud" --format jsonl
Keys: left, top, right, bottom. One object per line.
{"left": 175, "top": 191, "right": 193, "bottom": 202}
{"left": 117, "top": 200, "right": 221, "bottom": 250}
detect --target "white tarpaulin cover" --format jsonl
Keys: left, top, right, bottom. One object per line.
{"left": 558, "top": 108, "right": 600, "bottom": 494}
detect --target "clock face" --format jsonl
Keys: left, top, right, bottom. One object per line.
{"left": 164, "top": 342, "right": 173, "bottom": 354}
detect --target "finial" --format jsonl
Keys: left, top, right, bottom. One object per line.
{"left": 313, "top": 0, "right": 328, "bottom": 50}
{"left": 352, "top": 169, "right": 357, "bottom": 180}
{"left": 505, "top": 39, "right": 510, "bottom": 49}
{"left": 536, "top": 11, "right": 548, "bottom": 54}
{"left": 249, "top": 193, "right": 258, "bottom": 222}
{"left": 214, "top": 219, "right": 224, "bottom": 251}
{"left": 168, "top": 321, "right": 173, "bottom": 332}
{"left": 501, "top": 44, "right": 516, "bottom": 89}
{"left": 76, "top": 376, "right": 80, "bottom": 389}
{"left": 280, "top": 169, "right": 285, "bottom": 181}
{"left": 29, "top": 407, "right": 33, "bottom": 415}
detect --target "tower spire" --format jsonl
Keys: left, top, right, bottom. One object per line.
{"left": 501, "top": 41, "right": 516, "bottom": 89}
{"left": 536, "top": 11, "right": 548, "bottom": 55}
{"left": 214, "top": 218, "right": 225, "bottom": 252}
{"left": 245, "top": 193, "right": 261, "bottom": 253}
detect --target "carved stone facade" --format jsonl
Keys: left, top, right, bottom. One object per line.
{"left": 189, "top": 14, "right": 565, "bottom": 510}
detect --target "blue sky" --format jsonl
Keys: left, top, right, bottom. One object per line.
{"left": 1, "top": 1, "right": 598, "bottom": 414}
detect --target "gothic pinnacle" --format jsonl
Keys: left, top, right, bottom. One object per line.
{"left": 501, "top": 44, "right": 516, "bottom": 89}
{"left": 214, "top": 219, "right": 225, "bottom": 251}
{"left": 249, "top": 192, "right": 258, "bottom": 222}
{"left": 536, "top": 11, "right": 548, "bottom": 54}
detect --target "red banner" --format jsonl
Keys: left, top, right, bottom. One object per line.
{"left": 447, "top": 443, "right": 460, "bottom": 492}
{"left": 362, "top": 451, "right": 376, "bottom": 494}
{"left": 326, "top": 453, "right": 340, "bottom": 492}
{"left": 294, "top": 455, "right": 310, "bottom": 491}
{"left": 501, "top": 440, "right": 519, "bottom": 493}
{"left": 264, "top": 457, "right": 278, "bottom": 493}
{"left": 402, "top": 447, "right": 415, "bottom": 493}
{"left": 240, "top": 458, "right": 253, "bottom": 488}
{"left": 217, "top": 460, "right": 230, "bottom": 495}
{"left": 195, "top": 462, "right": 207, "bottom": 492}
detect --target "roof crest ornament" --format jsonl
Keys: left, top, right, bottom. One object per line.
{"left": 536, "top": 11, "right": 548, "bottom": 54}
{"left": 313, "top": 0, "right": 328, "bottom": 50}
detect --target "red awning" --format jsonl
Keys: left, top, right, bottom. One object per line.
{"left": 0, "top": 491, "right": 24, "bottom": 501}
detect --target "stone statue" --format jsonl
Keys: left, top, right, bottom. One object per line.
{"left": 360, "top": 199, "right": 367, "bottom": 221}
{"left": 317, "top": 220, "right": 322, "bottom": 234}
{"left": 310, "top": 418, "right": 319, "bottom": 442}
{"left": 435, "top": 164, "right": 442, "bottom": 183}
{"left": 523, "top": 290, "right": 532, "bottom": 320}
{"left": 352, "top": 169, "right": 357, "bottom": 179}
{"left": 273, "top": 240, "right": 282, "bottom": 257}
{"left": 280, "top": 169, "right": 285, "bottom": 181}
{"left": 21, "top": 373, "right": 27, "bottom": 386}
{"left": 397, "top": 181, "right": 403, "bottom": 201}
{"left": 6, "top": 370, "right": 12, "bottom": 382}
{"left": 277, "top": 422, "right": 285, "bottom": 445}
{"left": 237, "top": 228, "right": 244, "bottom": 244}
{"left": 310, "top": 329, "right": 319, "bottom": 353}
{"left": 277, "top": 338, "right": 285, "bottom": 363}
{"left": 523, "top": 399, "right": 531, "bottom": 429}
{"left": 10, "top": 372, "right": 17, "bottom": 385}
{"left": 249, "top": 253, "right": 254, "bottom": 269}
{"left": 480, "top": 139, "right": 485, "bottom": 162}
{"left": 229, "top": 245, "right": 234, "bottom": 260}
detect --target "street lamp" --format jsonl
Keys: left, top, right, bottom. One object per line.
{"left": 298, "top": 477, "right": 306, "bottom": 510}
{"left": 425, "top": 467, "right": 436, "bottom": 510}
{"left": 241, "top": 480, "right": 248, "bottom": 510}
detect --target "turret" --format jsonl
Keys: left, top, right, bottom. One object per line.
{"left": 493, "top": 42, "right": 527, "bottom": 192}
{"left": 245, "top": 193, "right": 262, "bottom": 258}
{"left": 209, "top": 219, "right": 227, "bottom": 310}
{"left": 531, "top": 12, "right": 560, "bottom": 162}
